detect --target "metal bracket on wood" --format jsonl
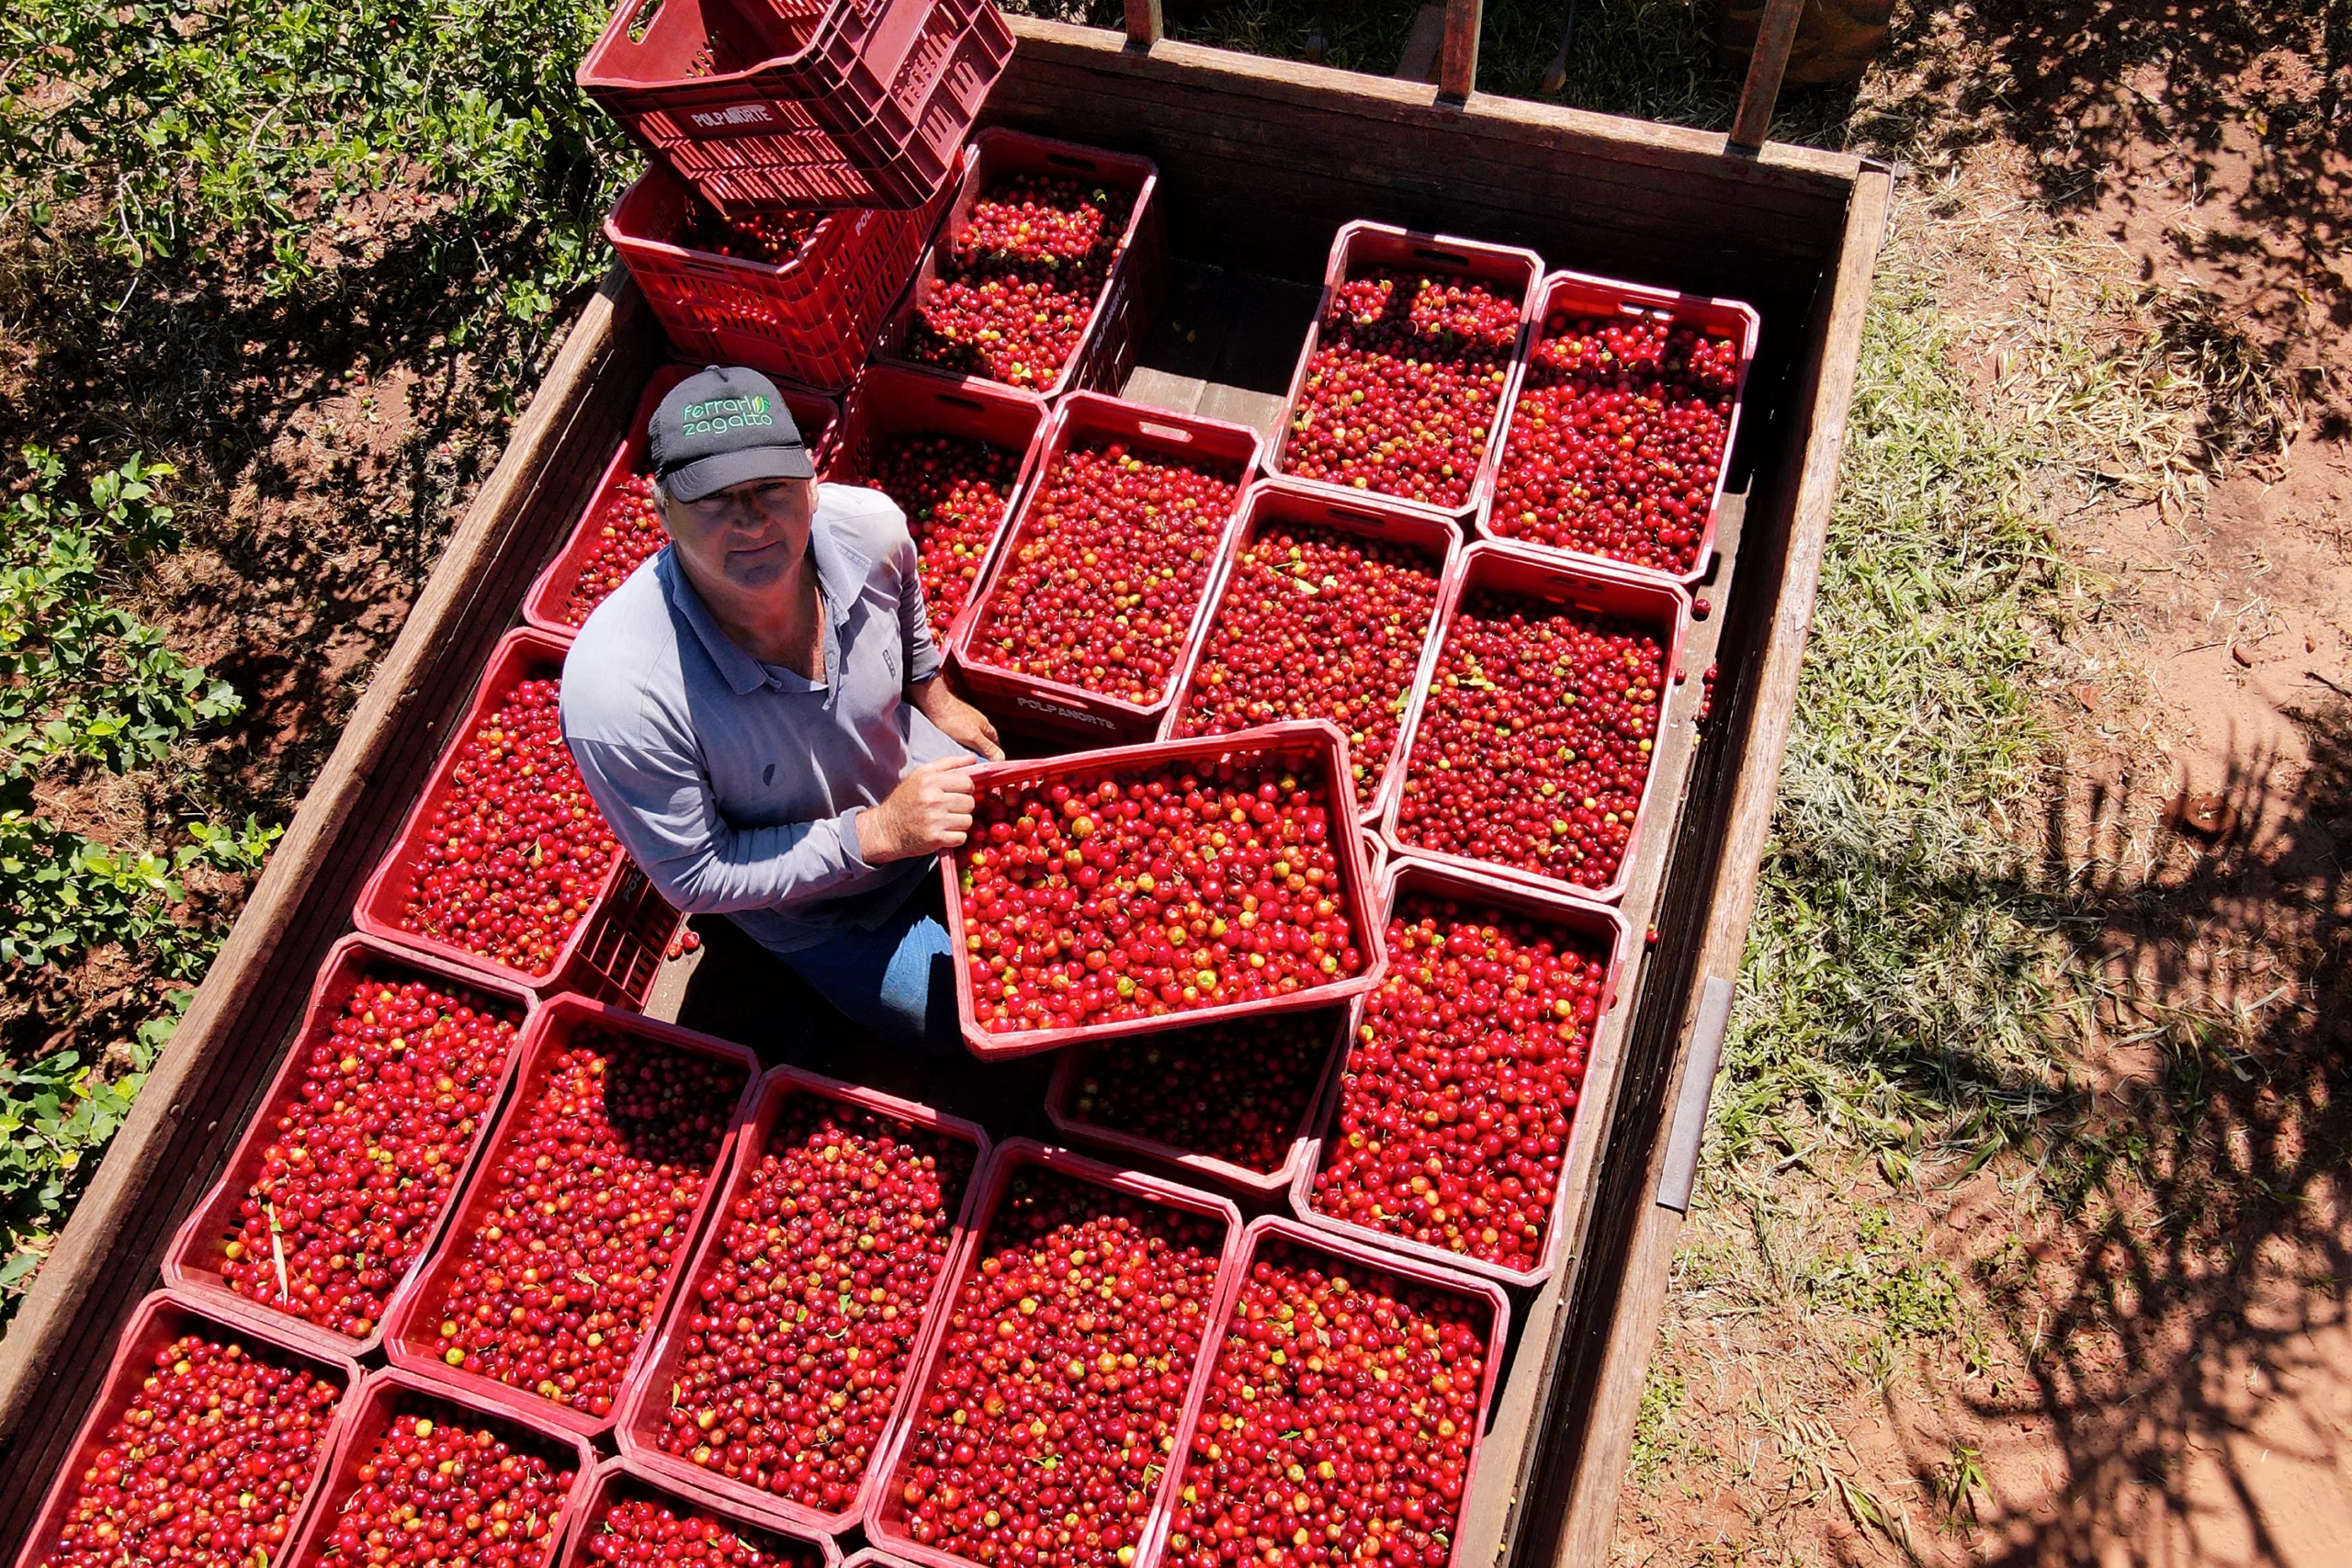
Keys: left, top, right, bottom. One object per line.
{"left": 1438, "top": 0, "right": 1481, "bottom": 103}
{"left": 1124, "top": 0, "right": 1163, "bottom": 50}
{"left": 1726, "top": 0, "right": 1803, "bottom": 154}
{"left": 1656, "top": 976, "right": 1735, "bottom": 1213}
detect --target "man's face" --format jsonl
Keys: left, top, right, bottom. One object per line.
{"left": 661, "top": 475, "right": 820, "bottom": 597}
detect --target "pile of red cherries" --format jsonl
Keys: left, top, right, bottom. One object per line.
{"left": 903, "top": 175, "right": 1135, "bottom": 389}
{"left": 1063, "top": 1009, "right": 1343, "bottom": 1175}
{"left": 427, "top": 1027, "right": 742, "bottom": 1420}
{"left": 685, "top": 202, "right": 829, "bottom": 268}
{"left": 398, "top": 674, "right": 623, "bottom": 976}
{"left": 1281, "top": 268, "right": 1521, "bottom": 510}
{"left": 320, "top": 1410, "right": 571, "bottom": 1568}
{"left": 1393, "top": 591, "right": 1666, "bottom": 891}
{"left": 559, "top": 472, "right": 663, "bottom": 628}
{"left": 954, "top": 757, "right": 1365, "bottom": 1034}
{"left": 1166, "top": 1244, "right": 1490, "bottom": 1568}
{"left": 861, "top": 432, "right": 1024, "bottom": 643}
{"left": 1490, "top": 311, "right": 1740, "bottom": 574}
{"left": 967, "top": 438, "right": 1240, "bottom": 705}
{"left": 583, "top": 1495, "right": 823, "bottom": 1568}
{"left": 657, "top": 1099, "right": 978, "bottom": 1513}
{"left": 1173, "top": 522, "right": 1443, "bottom": 810}
{"left": 216, "top": 970, "right": 522, "bottom": 1339}
{"left": 891, "top": 1169, "right": 1226, "bottom": 1568}
{"left": 37, "top": 1334, "right": 342, "bottom": 1568}
{"left": 1309, "top": 898, "right": 1608, "bottom": 1271}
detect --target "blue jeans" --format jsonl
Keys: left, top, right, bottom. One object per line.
{"left": 774, "top": 886, "right": 961, "bottom": 1055}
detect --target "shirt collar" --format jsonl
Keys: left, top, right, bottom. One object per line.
{"left": 656, "top": 509, "right": 871, "bottom": 698}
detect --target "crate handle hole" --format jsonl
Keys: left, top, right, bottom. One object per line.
{"left": 626, "top": 0, "right": 663, "bottom": 44}
{"left": 1046, "top": 153, "right": 1100, "bottom": 172}
{"left": 936, "top": 393, "right": 986, "bottom": 412}
{"left": 1134, "top": 421, "right": 1194, "bottom": 444}
{"left": 1326, "top": 505, "right": 1388, "bottom": 527}
{"left": 1412, "top": 246, "right": 1472, "bottom": 267}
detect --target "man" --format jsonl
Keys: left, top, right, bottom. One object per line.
{"left": 560, "top": 365, "right": 1004, "bottom": 1052}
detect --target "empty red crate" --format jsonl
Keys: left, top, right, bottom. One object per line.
{"left": 577, "top": 0, "right": 1012, "bottom": 216}
{"left": 864, "top": 1140, "right": 1246, "bottom": 1568}
{"left": 1379, "top": 541, "right": 1691, "bottom": 903}
{"left": 350, "top": 626, "right": 684, "bottom": 1003}
{"left": 1289, "top": 857, "right": 1630, "bottom": 1289}
{"left": 615, "top": 1065, "right": 993, "bottom": 1538}
{"left": 1042, "top": 1003, "right": 1352, "bottom": 1198}
{"left": 1160, "top": 479, "right": 1463, "bottom": 827}
{"left": 1484, "top": 269, "right": 1761, "bottom": 586}
{"left": 160, "top": 933, "right": 536, "bottom": 1363}
{"left": 552, "top": 1458, "right": 841, "bottom": 1568}
{"left": 820, "top": 364, "right": 1051, "bottom": 654}
{"left": 10, "top": 1290, "right": 360, "bottom": 1568}
{"left": 1137, "top": 1216, "right": 1510, "bottom": 1568}
{"left": 949, "top": 391, "right": 1261, "bottom": 743}
{"left": 1265, "top": 221, "right": 1545, "bottom": 525}
{"left": 937, "top": 719, "right": 1387, "bottom": 1058}
{"left": 607, "top": 164, "right": 948, "bottom": 391}
{"left": 523, "top": 364, "right": 839, "bottom": 640}
{"left": 874, "top": 130, "right": 1167, "bottom": 401}
{"left": 278, "top": 1367, "right": 596, "bottom": 1568}
{"left": 380, "top": 998, "right": 762, "bottom": 1438}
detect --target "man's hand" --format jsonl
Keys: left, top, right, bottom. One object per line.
{"left": 857, "top": 755, "right": 978, "bottom": 863}
{"left": 909, "top": 676, "right": 1004, "bottom": 761}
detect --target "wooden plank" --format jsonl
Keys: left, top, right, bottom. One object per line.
{"left": 1121, "top": 367, "right": 1210, "bottom": 415}
{"left": 1123, "top": 0, "right": 1162, "bottom": 48}
{"left": 1532, "top": 164, "right": 1893, "bottom": 1568}
{"left": 1729, "top": 0, "right": 1805, "bottom": 153}
{"left": 1395, "top": 4, "right": 1446, "bottom": 83}
{"left": 0, "top": 269, "right": 663, "bottom": 1551}
{"left": 1439, "top": 0, "right": 1481, "bottom": 101}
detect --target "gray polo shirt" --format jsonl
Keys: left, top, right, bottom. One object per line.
{"left": 560, "top": 484, "right": 959, "bottom": 953}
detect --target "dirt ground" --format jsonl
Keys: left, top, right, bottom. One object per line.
{"left": 1610, "top": 4, "right": 2351, "bottom": 1564}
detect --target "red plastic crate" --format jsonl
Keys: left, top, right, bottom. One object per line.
{"left": 820, "top": 364, "right": 1051, "bottom": 654}
{"left": 615, "top": 1065, "right": 994, "bottom": 1538}
{"left": 1159, "top": 479, "right": 1464, "bottom": 828}
{"left": 522, "top": 364, "right": 839, "bottom": 640}
{"left": 864, "top": 1140, "right": 1247, "bottom": 1568}
{"left": 1379, "top": 541, "right": 1691, "bottom": 903}
{"left": 1136, "top": 1216, "right": 1510, "bottom": 1568}
{"left": 607, "top": 164, "right": 948, "bottom": 391}
{"left": 1483, "top": 269, "right": 1762, "bottom": 587}
{"left": 1265, "top": 221, "right": 1545, "bottom": 525}
{"left": 1289, "top": 857, "right": 1631, "bottom": 1290}
{"left": 949, "top": 391, "right": 1261, "bottom": 743}
{"left": 10, "top": 1290, "right": 360, "bottom": 1568}
{"left": 278, "top": 1367, "right": 597, "bottom": 1568}
{"left": 874, "top": 130, "right": 1168, "bottom": 401}
{"left": 159, "top": 934, "right": 536, "bottom": 1363}
{"left": 577, "top": 0, "right": 1012, "bottom": 216}
{"left": 842, "top": 1552, "right": 925, "bottom": 1568}
{"left": 1041, "top": 1004, "right": 1352, "bottom": 1198}
{"left": 380, "top": 998, "right": 763, "bottom": 1437}
{"left": 552, "top": 1458, "right": 842, "bottom": 1568}
{"left": 937, "top": 719, "right": 1387, "bottom": 1058}
{"left": 350, "top": 627, "right": 684, "bottom": 1002}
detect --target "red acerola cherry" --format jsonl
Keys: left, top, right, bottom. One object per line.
{"left": 1063, "top": 1008, "right": 1343, "bottom": 1175}
{"left": 36, "top": 1334, "right": 342, "bottom": 1568}
{"left": 902, "top": 175, "right": 1136, "bottom": 389}
{"left": 1489, "top": 312, "right": 1740, "bottom": 575}
{"left": 217, "top": 972, "right": 524, "bottom": 1339}
{"left": 658, "top": 1100, "right": 978, "bottom": 1512}
{"left": 583, "top": 1495, "right": 823, "bottom": 1568}
{"left": 560, "top": 473, "right": 664, "bottom": 628}
{"left": 685, "top": 201, "right": 829, "bottom": 268}
{"left": 1281, "top": 268, "right": 1521, "bottom": 510}
{"left": 320, "top": 1410, "right": 571, "bottom": 1568}
{"left": 1166, "top": 1242, "right": 1489, "bottom": 1568}
{"left": 1308, "top": 897, "right": 1608, "bottom": 1270}
{"left": 1172, "top": 523, "right": 1443, "bottom": 810}
{"left": 1393, "top": 591, "right": 1665, "bottom": 891}
{"left": 399, "top": 676, "right": 625, "bottom": 976}
{"left": 954, "top": 757, "right": 1367, "bottom": 1034}
{"left": 889, "top": 1170, "right": 1226, "bottom": 1568}
{"left": 968, "top": 438, "right": 1242, "bottom": 706}
{"left": 425, "top": 1028, "right": 742, "bottom": 1419}
{"left": 855, "top": 433, "right": 1023, "bottom": 642}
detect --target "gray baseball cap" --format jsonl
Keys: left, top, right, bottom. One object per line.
{"left": 648, "top": 365, "right": 814, "bottom": 502}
